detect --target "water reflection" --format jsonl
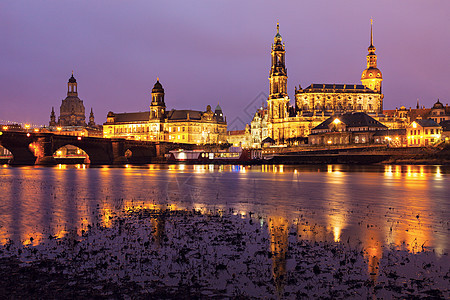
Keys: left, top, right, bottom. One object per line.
{"left": 0, "top": 164, "right": 448, "bottom": 287}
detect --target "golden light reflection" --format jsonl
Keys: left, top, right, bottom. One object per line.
{"left": 384, "top": 165, "right": 393, "bottom": 176}
{"left": 22, "top": 232, "right": 43, "bottom": 246}
{"left": 325, "top": 168, "right": 346, "bottom": 242}
{"left": 268, "top": 216, "right": 289, "bottom": 295}
{"left": 436, "top": 166, "right": 442, "bottom": 178}
{"left": 327, "top": 165, "right": 333, "bottom": 173}
{"left": 364, "top": 228, "right": 382, "bottom": 282}
{"left": 101, "top": 205, "right": 114, "bottom": 228}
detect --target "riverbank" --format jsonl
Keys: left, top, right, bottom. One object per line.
{"left": 1, "top": 209, "right": 448, "bottom": 299}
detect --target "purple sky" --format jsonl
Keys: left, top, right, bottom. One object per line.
{"left": 1, "top": 1, "right": 449, "bottom": 129}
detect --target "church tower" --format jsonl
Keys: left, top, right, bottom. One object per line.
{"left": 49, "top": 107, "right": 56, "bottom": 127}
{"left": 267, "top": 23, "right": 290, "bottom": 120}
{"left": 361, "top": 20, "right": 383, "bottom": 93}
{"left": 68, "top": 72, "right": 78, "bottom": 96}
{"left": 150, "top": 78, "right": 166, "bottom": 120}
{"left": 88, "top": 108, "right": 95, "bottom": 127}
{"left": 58, "top": 72, "right": 86, "bottom": 126}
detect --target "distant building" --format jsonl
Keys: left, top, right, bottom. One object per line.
{"left": 309, "top": 112, "right": 387, "bottom": 146}
{"left": 250, "top": 107, "right": 269, "bottom": 148}
{"left": 373, "top": 129, "right": 407, "bottom": 147}
{"left": 384, "top": 99, "right": 450, "bottom": 125}
{"left": 250, "top": 20, "right": 395, "bottom": 145}
{"left": 406, "top": 119, "right": 442, "bottom": 147}
{"left": 440, "top": 120, "right": 450, "bottom": 143}
{"left": 103, "top": 79, "right": 227, "bottom": 144}
{"left": 47, "top": 73, "right": 101, "bottom": 137}
{"left": 227, "top": 124, "right": 252, "bottom": 148}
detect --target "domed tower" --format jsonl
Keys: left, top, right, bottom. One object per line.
{"left": 267, "top": 23, "right": 289, "bottom": 120}
{"left": 150, "top": 78, "right": 166, "bottom": 120}
{"left": 361, "top": 20, "right": 383, "bottom": 93}
{"left": 59, "top": 72, "right": 86, "bottom": 126}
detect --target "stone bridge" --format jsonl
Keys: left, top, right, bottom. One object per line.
{"left": 0, "top": 131, "right": 192, "bottom": 165}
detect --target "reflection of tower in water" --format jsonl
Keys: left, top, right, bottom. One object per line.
{"left": 268, "top": 216, "right": 289, "bottom": 294}
{"left": 363, "top": 227, "right": 382, "bottom": 282}
{"left": 151, "top": 214, "right": 166, "bottom": 246}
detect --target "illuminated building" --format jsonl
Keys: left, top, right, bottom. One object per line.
{"left": 384, "top": 99, "right": 450, "bottom": 125}
{"left": 227, "top": 124, "right": 252, "bottom": 148}
{"left": 103, "top": 79, "right": 227, "bottom": 144}
{"left": 250, "top": 107, "right": 269, "bottom": 147}
{"left": 252, "top": 20, "right": 396, "bottom": 145}
{"left": 47, "top": 73, "right": 102, "bottom": 137}
{"left": 407, "top": 119, "right": 442, "bottom": 147}
{"left": 309, "top": 112, "right": 387, "bottom": 146}
{"left": 372, "top": 129, "right": 408, "bottom": 147}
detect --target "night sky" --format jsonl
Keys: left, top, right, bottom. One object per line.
{"left": 1, "top": 1, "right": 449, "bottom": 129}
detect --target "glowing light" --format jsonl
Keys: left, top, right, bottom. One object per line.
{"left": 24, "top": 124, "right": 30, "bottom": 129}
{"left": 77, "top": 137, "right": 82, "bottom": 140}
{"left": 57, "top": 127, "right": 62, "bottom": 131}
{"left": 26, "top": 133, "right": 30, "bottom": 137}
{"left": 412, "top": 122, "right": 417, "bottom": 128}
{"left": 2, "top": 126, "right": 7, "bottom": 130}
{"left": 436, "top": 166, "right": 442, "bottom": 178}
{"left": 333, "top": 118, "right": 341, "bottom": 125}
{"left": 34, "top": 128, "right": 39, "bottom": 132}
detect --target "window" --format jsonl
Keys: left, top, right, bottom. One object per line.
{"left": 431, "top": 129, "right": 434, "bottom": 134}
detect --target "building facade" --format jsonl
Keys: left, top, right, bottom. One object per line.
{"left": 384, "top": 99, "right": 450, "bottom": 125}
{"left": 47, "top": 73, "right": 101, "bottom": 137}
{"left": 227, "top": 124, "right": 252, "bottom": 148}
{"left": 103, "top": 80, "right": 227, "bottom": 144}
{"left": 406, "top": 119, "right": 442, "bottom": 147}
{"left": 309, "top": 112, "right": 387, "bottom": 146}
{"left": 251, "top": 21, "right": 397, "bottom": 145}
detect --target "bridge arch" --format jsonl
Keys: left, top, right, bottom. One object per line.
{"left": 52, "top": 138, "right": 113, "bottom": 165}
{"left": 0, "top": 132, "right": 37, "bottom": 165}
{"left": 123, "top": 145, "right": 156, "bottom": 164}
{"left": 53, "top": 144, "right": 89, "bottom": 164}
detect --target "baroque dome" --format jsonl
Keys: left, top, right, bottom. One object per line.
{"left": 152, "top": 79, "right": 164, "bottom": 93}
{"left": 361, "top": 67, "right": 382, "bottom": 80}
{"left": 432, "top": 100, "right": 444, "bottom": 109}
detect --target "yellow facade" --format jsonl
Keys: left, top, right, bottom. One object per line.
{"left": 103, "top": 80, "right": 227, "bottom": 144}
{"left": 252, "top": 21, "right": 394, "bottom": 145}
{"left": 407, "top": 120, "right": 442, "bottom": 147}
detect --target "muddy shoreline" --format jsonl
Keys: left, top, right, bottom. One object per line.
{"left": 1, "top": 209, "right": 448, "bottom": 299}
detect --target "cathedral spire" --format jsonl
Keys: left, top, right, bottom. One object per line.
{"left": 274, "top": 22, "right": 282, "bottom": 44}
{"left": 370, "top": 19, "right": 373, "bottom": 47}
{"left": 267, "top": 21, "right": 289, "bottom": 124}
{"left": 361, "top": 19, "right": 383, "bottom": 94}
{"left": 49, "top": 106, "right": 56, "bottom": 127}
{"left": 88, "top": 108, "right": 95, "bottom": 127}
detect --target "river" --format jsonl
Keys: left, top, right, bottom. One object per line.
{"left": 0, "top": 164, "right": 449, "bottom": 297}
